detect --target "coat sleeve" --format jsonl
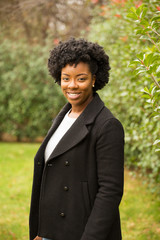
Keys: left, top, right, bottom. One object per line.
{"left": 80, "top": 118, "right": 124, "bottom": 240}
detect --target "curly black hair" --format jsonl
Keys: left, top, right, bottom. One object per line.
{"left": 48, "top": 38, "right": 111, "bottom": 91}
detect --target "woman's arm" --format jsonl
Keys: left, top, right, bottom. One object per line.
{"left": 80, "top": 118, "right": 124, "bottom": 240}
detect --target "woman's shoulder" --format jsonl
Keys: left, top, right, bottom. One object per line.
{"left": 95, "top": 105, "right": 124, "bottom": 134}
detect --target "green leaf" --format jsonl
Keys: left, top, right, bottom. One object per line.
{"left": 151, "top": 16, "right": 160, "bottom": 22}
{"left": 155, "top": 148, "right": 160, "bottom": 152}
{"left": 142, "top": 86, "right": 150, "bottom": 94}
{"left": 135, "top": 29, "right": 145, "bottom": 35}
{"left": 157, "top": 72, "right": 160, "bottom": 77}
{"left": 151, "top": 86, "right": 156, "bottom": 96}
{"left": 140, "top": 19, "right": 149, "bottom": 27}
{"left": 156, "top": 65, "right": 160, "bottom": 73}
{"left": 127, "top": 12, "right": 138, "bottom": 20}
{"left": 151, "top": 21, "right": 160, "bottom": 29}
{"left": 140, "top": 7, "right": 148, "bottom": 19}
{"left": 152, "top": 37, "right": 158, "bottom": 42}
{"left": 130, "top": 7, "right": 137, "bottom": 13}
{"left": 141, "top": 94, "right": 151, "bottom": 99}
{"left": 148, "top": 56, "right": 155, "bottom": 67}
{"left": 136, "top": 4, "right": 145, "bottom": 16}
{"left": 146, "top": 99, "right": 154, "bottom": 103}
{"left": 144, "top": 53, "right": 154, "bottom": 66}
{"left": 139, "top": 35, "right": 151, "bottom": 41}
{"left": 137, "top": 52, "right": 144, "bottom": 59}
{"left": 154, "top": 90, "right": 160, "bottom": 97}
{"left": 153, "top": 139, "right": 160, "bottom": 145}
{"left": 135, "top": 66, "right": 145, "bottom": 71}
{"left": 144, "top": 28, "right": 152, "bottom": 33}
{"left": 128, "top": 59, "right": 141, "bottom": 67}
{"left": 153, "top": 100, "right": 158, "bottom": 109}
{"left": 135, "top": 69, "right": 146, "bottom": 75}
{"left": 136, "top": 7, "right": 141, "bottom": 16}
{"left": 150, "top": 112, "right": 160, "bottom": 117}
{"left": 150, "top": 55, "right": 160, "bottom": 64}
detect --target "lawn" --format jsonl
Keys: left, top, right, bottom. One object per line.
{"left": 0, "top": 142, "right": 160, "bottom": 240}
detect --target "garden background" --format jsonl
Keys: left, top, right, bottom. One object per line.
{"left": 0, "top": 0, "right": 160, "bottom": 239}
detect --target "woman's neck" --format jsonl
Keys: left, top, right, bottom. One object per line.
{"left": 68, "top": 109, "right": 83, "bottom": 118}
{"left": 69, "top": 95, "right": 93, "bottom": 118}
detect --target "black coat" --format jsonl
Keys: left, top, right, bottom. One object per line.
{"left": 29, "top": 93, "right": 124, "bottom": 240}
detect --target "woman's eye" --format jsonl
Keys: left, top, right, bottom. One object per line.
{"left": 62, "top": 78, "right": 69, "bottom": 81}
{"left": 78, "top": 78, "right": 86, "bottom": 81}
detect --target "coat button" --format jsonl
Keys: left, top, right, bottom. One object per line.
{"left": 47, "top": 163, "right": 52, "bottom": 167}
{"left": 65, "top": 161, "right": 70, "bottom": 166}
{"left": 64, "top": 186, "right": 69, "bottom": 191}
{"left": 60, "top": 212, "right": 65, "bottom": 217}
{"left": 37, "top": 161, "right": 41, "bottom": 165}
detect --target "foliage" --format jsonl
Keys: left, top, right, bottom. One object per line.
{"left": 0, "top": 0, "right": 95, "bottom": 45}
{"left": 87, "top": 0, "right": 160, "bottom": 185}
{"left": 0, "top": 38, "right": 66, "bottom": 141}
{"left": 127, "top": 3, "right": 160, "bottom": 151}
{"left": 0, "top": 142, "right": 160, "bottom": 240}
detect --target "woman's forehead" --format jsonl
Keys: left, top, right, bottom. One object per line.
{"left": 61, "top": 62, "right": 90, "bottom": 74}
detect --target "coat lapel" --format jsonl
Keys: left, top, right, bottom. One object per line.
{"left": 34, "top": 103, "right": 71, "bottom": 162}
{"left": 47, "top": 115, "right": 88, "bottom": 160}
{"left": 47, "top": 93, "right": 104, "bottom": 161}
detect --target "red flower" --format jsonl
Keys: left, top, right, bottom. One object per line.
{"left": 91, "top": 0, "right": 99, "bottom": 4}
{"left": 100, "top": 5, "right": 106, "bottom": 9}
{"left": 53, "top": 39, "right": 59, "bottom": 45}
{"left": 135, "top": 1, "right": 143, "bottom": 8}
{"left": 119, "top": 36, "right": 128, "bottom": 42}
{"left": 100, "top": 11, "right": 106, "bottom": 16}
{"left": 157, "top": 6, "right": 160, "bottom": 11}
{"left": 111, "top": 0, "right": 127, "bottom": 4}
{"left": 115, "top": 14, "right": 122, "bottom": 18}
{"left": 100, "top": 5, "right": 110, "bottom": 14}
{"left": 111, "top": 0, "right": 127, "bottom": 7}
{"left": 86, "top": 26, "right": 90, "bottom": 31}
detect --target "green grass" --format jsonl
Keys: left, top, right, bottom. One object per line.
{"left": 0, "top": 142, "right": 40, "bottom": 240}
{"left": 121, "top": 170, "right": 160, "bottom": 240}
{"left": 0, "top": 143, "right": 160, "bottom": 240}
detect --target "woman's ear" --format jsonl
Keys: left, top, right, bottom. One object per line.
{"left": 92, "top": 75, "right": 96, "bottom": 87}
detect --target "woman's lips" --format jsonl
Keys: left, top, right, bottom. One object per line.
{"left": 67, "top": 92, "right": 81, "bottom": 99}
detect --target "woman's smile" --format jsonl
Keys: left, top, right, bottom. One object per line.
{"left": 66, "top": 92, "right": 81, "bottom": 99}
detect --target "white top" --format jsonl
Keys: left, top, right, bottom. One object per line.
{"left": 44, "top": 110, "right": 76, "bottom": 162}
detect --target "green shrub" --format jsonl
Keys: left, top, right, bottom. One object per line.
{"left": 0, "top": 39, "right": 66, "bottom": 141}
{"left": 87, "top": 0, "right": 160, "bottom": 185}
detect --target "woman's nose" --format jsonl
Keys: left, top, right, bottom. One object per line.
{"left": 68, "top": 79, "right": 78, "bottom": 88}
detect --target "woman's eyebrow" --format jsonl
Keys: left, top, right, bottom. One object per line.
{"left": 77, "top": 73, "right": 88, "bottom": 76}
{"left": 62, "top": 73, "right": 70, "bottom": 76}
{"left": 62, "top": 73, "right": 88, "bottom": 76}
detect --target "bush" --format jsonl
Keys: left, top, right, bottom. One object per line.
{"left": 0, "top": 39, "right": 66, "bottom": 141}
{"left": 87, "top": 0, "right": 160, "bottom": 185}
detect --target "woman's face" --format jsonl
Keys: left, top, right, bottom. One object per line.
{"left": 61, "top": 62, "right": 95, "bottom": 111}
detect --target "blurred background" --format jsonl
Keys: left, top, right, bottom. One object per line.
{"left": 0, "top": 0, "right": 160, "bottom": 239}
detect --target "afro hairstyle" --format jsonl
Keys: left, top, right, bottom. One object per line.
{"left": 48, "top": 38, "right": 111, "bottom": 91}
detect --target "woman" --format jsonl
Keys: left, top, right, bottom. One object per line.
{"left": 29, "top": 38, "right": 124, "bottom": 240}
